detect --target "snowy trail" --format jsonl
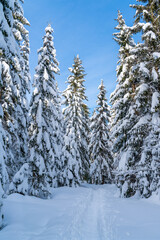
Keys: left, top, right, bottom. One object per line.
{"left": 62, "top": 187, "right": 109, "bottom": 240}
{"left": 1, "top": 184, "right": 160, "bottom": 240}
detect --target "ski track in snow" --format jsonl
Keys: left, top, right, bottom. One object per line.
{"left": 61, "top": 187, "right": 115, "bottom": 240}
{"left": 32, "top": 187, "right": 117, "bottom": 240}
{"left": 1, "top": 184, "right": 160, "bottom": 240}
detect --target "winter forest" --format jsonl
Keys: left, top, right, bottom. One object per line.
{"left": 0, "top": 0, "right": 160, "bottom": 239}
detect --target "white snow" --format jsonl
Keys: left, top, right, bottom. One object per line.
{"left": 151, "top": 92, "right": 160, "bottom": 112}
{"left": 1, "top": 185, "right": 160, "bottom": 240}
{"left": 139, "top": 62, "right": 149, "bottom": 76}
{"left": 142, "top": 22, "right": 152, "bottom": 32}
{"left": 153, "top": 52, "right": 160, "bottom": 59}
{"left": 136, "top": 83, "right": 148, "bottom": 95}
{"left": 133, "top": 114, "right": 150, "bottom": 129}
{"left": 118, "top": 151, "right": 128, "bottom": 171}
{"left": 152, "top": 67, "right": 158, "bottom": 81}
{"left": 43, "top": 68, "right": 49, "bottom": 81}
{"left": 143, "top": 30, "right": 156, "bottom": 40}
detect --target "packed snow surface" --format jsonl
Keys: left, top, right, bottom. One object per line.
{"left": 1, "top": 184, "right": 160, "bottom": 240}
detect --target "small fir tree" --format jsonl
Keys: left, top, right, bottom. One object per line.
{"left": 89, "top": 80, "right": 113, "bottom": 184}
{"left": 63, "top": 55, "right": 90, "bottom": 182}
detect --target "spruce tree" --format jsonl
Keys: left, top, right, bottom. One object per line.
{"left": 110, "top": 11, "right": 137, "bottom": 197}
{"left": 89, "top": 80, "right": 113, "bottom": 184}
{"left": 0, "top": 0, "right": 19, "bottom": 181}
{"left": 12, "top": 0, "right": 30, "bottom": 169}
{"left": 0, "top": 0, "right": 30, "bottom": 181}
{"left": 63, "top": 55, "right": 90, "bottom": 182}
{"left": 28, "top": 24, "right": 63, "bottom": 198}
{"left": 111, "top": 2, "right": 160, "bottom": 198}
{"left": 130, "top": 0, "right": 160, "bottom": 197}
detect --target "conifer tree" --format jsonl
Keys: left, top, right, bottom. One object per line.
{"left": 12, "top": 0, "right": 30, "bottom": 169}
{"left": 0, "top": 0, "right": 30, "bottom": 181}
{"left": 111, "top": 2, "right": 160, "bottom": 198}
{"left": 28, "top": 24, "right": 63, "bottom": 198}
{"left": 90, "top": 80, "right": 113, "bottom": 184}
{"left": 63, "top": 55, "right": 90, "bottom": 182}
{"left": 0, "top": 0, "right": 19, "bottom": 181}
{"left": 130, "top": 0, "right": 160, "bottom": 197}
{"left": 110, "top": 11, "right": 137, "bottom": 197}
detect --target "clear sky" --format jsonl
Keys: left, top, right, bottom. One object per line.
{"left": 23, "top": 0, "right": 136, "bottom": 110}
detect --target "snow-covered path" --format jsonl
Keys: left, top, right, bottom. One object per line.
{"left": 1, "top": 184, "right": 160, "bottom": 240}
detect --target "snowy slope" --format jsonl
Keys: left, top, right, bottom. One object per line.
{"left": 1, "top": 185, "right": 160, "bottom": 240}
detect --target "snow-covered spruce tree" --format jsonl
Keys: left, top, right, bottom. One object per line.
{"left": 110, "top": 11, "right": 138, "bottom": 197}
{"left": 0, "top": 0, "right": 30, "bottom": 182}
{"left": 54, "top": 83, "right": 78, "bottom": 187}
{"left": 28, "top": 24, "right": 64, "bottom": 198}
{"left": 12, "top": 0, "right": 30, "bottom": 169}
{"left": 89, "top": 80, "right": 113, "bottom": 184}
{"left": 0, "top": 0, "right": 19, "bottom": 181}
{"left": 130, "top": 0, "right": 160, "bottom": 197}
{"left": 111, "top": 2, "right": 160, "bottom": 198}
{"left": 63, "top": 55, "right": 90, "bottom": 182}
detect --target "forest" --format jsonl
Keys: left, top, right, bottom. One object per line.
{"left": 0, "top": 0, "right": 160, "bottom": 236}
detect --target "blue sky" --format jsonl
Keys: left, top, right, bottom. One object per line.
{"left": 23, "top": 0, "right": 136, "bottom": 110}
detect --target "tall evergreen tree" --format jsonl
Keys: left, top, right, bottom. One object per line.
{"left": 111, "top": 2, "right": 160, "bottom": 198}
{"left": 110, "top": 11, "right": 137, "bottom": 197}
{"left": 0, "top": 0, "right": 19, "bottom": 181}
{"left": 0, "top": 0, "right": 30, "bottom": 181}
{"left": 89, "top": 80, "right": 113, "bottom": 184}
{"left": 130, "top": 0, "right": 160, "bottom": 197}
{"left": 9, "top": 24, "right": 65, "bottom": 198}
{"left": 28, "top": 24, "right": 63, "bottom": 198}
{"left": 63, "top": 55, "right": 90, "bottom": 182}
{"left": 12, "top": 0, "right": 30, "bottom": 169}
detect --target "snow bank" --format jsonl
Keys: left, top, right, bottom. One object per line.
{"left": 1, "top": 185, "right": 160, "bottom": 240}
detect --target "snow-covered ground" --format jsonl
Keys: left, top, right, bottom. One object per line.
{"left": 1, "top": 184, "right": 160, "bottom": 240}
